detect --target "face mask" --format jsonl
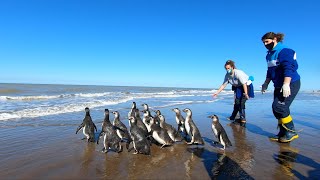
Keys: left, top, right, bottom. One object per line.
{"left": 265, "top": 42, "right": 274, "bottom": 51}
{"left": 227, "top": 69, "right": 232, "bottom": 74}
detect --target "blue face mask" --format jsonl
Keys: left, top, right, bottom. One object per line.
{"left": 227, "top": 69, "right": 232, "bottom": 74}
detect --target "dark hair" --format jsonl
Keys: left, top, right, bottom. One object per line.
{"left": 261, "top": 32, "right": 285, "bottom": 42}
{"left": 225, "top": 60, "right": 236, "bottom": 69}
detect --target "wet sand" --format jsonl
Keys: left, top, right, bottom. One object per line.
{"left": 0, "top": 98, "right": 319, "bottom": 179}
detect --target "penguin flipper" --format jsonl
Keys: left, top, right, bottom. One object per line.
{"left": 189, "top": 125, "right": 194, "bottom": 137}
{"left": 93, "top": 123, "right": 97, "bottom": 132}
{"left": 177, "top": 123, "right": 182, "bottom": 132}
{"left": 217, "top": 132, "right": 222, "bottom": 144}
{"left": 76, "top": 123, "right": 84, "bottom": 134}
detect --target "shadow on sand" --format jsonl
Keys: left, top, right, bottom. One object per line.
{"left": 293, "top": 119, "right": 320, "bottom": 131}
{"left": 274, "top": 144, "right": 320, "bottom": 179}
{"left": 186, "top": 140, "right": 254, "bottom": 179}
{"left": 245, "top": 122, "right": 274, "bottom": 138}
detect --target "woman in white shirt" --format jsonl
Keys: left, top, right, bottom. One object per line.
{"left": 213, "top": 60, "right": 254, "bottom": 123}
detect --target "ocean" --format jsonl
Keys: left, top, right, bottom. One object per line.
{"left": 0, "top": 83, "right": 230, "bottom": 124}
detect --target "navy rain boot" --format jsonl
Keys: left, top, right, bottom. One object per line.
{"left": 279, "top": 121, "right": 299, "bottom": 143}
{"left": 269, "top": 119, "right": 286, "bottom": 141}
{"left": 278, "top": 115, "right": 299, "bottom": 143}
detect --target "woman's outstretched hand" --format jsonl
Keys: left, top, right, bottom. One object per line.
{"left": 212, "top": 93, "right": 218, "bottom": 98}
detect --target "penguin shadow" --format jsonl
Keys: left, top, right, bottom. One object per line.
{"left": 273, "top": 144, "right": 320, "bottom": 179}
{"left": 202, "top": 137, "right": 224, "bottom": 150}
{"left": 185, "top": 147, "right": 253, "bottom": 179}
{"left": 210, "top": 152, "right": 254, "bottom": 180}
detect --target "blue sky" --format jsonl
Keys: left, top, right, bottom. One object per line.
{"left": 0, "top": 0, "right": 319, "bottom": 90}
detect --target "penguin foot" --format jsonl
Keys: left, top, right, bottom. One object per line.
{"left": 101, "top": 148, "right": 108, "bottom": 153}
{"left": 133, "top": 151, "right": 138, "bottom": 155}
{"left": 118, "top": 145, "right": 123, "bottom": 153}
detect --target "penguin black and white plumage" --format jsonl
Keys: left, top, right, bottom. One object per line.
{"left": 147, "top": 117, "right": 174, "bottom": 148}
{"left": 76, "top": 107, "right": 97, "bottom": 142}
{"left": 128, "top": 101, "right": 137, "bottom": 118}
{"left": 112, "top": 111, "right": 132, "bottom": 150}
{"left": 172, "top": 108, "right": 186, "bottom": 135}
{"left": 182, "top": 108, "right": 204, "bottom": 145}
{"left": 141, "top": 109, "right": 153, "bottom": 132}
{"left": 158, "top": 115, "right": 183, "bottom": 142}
{"left": 153, "top": 109, "right": 162, "bottom": 124}
{"left": 133, "top": 108, "right": 149, "bottom": 137}
{"left": 208, "top": 115, "right": 232, "bottom": 150}
{"left": 141, "top": 103, "right": 149, "bottom": 111}
{"left": 97, "top": 109, "right": 122, "bottom": 153}
{"left": 128, "top": 116, "right": 151, "bottom": 155}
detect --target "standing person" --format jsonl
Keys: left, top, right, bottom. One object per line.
{"left": 261, "top": 32, "right": 300, "bottom": 143}
{"left": 213, "top": 60, "right": 254, "bottom": 123}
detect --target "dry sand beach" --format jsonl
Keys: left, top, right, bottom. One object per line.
{"left": 0, "top": 84, "right": 319, "bottom": 180}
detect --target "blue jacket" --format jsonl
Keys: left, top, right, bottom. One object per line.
{"left": 265, "top": 42, "right": 300, "bottom": 88}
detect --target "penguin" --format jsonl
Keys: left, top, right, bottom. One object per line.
{"left": 158, "top": 114, "right": 183, "bottom": 142}
{"left": 182, "top": 108, "right": 204, "bottom": 145}
{"left": 97, "top": 109, "right": 122, "bottom": 153}
{"left": 76, "top": 107, "right": 97, "bottom": 142}
{"left": 154, "top": 109, "right": 162, "bottom": 116}
{"left": 172, "top": 108, "right": 186, "bottom": 135}
{"left": 141, "top": 103, "right": 149, "bottom": 111}
{"left": 141, "top": 109, "right": 153, "bottom": 132}
{"left": 153, "top": 109, "right": 161, "bottom": 124}
{"left": 147, "top": 117, "right": 174, "bottom": 148}
{"left": 112, "top": 111, "right": 132, "bottom": 150}
{"left": 128, "top": 116, "right": 151, "bottom": 155}
{"left": 133, "top": 108, "right": 149, "bottom": 137}
{"left": 208, "top": 115, "right": 232, "bottom": 150}
{"left": 128, "top": 101, "right": 137, "bottom": 118}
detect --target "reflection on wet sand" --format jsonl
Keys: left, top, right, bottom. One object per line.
{"left": 229, "top": 122, "right": 255, "bottom": 173}
{"left": 185, "top": 147, "right": 205, "bottom": 179}
{"left": 205, "top": 122, "right": 255, "bottom": 179}
{"left": 80, "top": 143, "right": 96, "bottom": 176}
{"left": 126, "top": 144, "right": 184, "bottom": 179}
{"left": 103, "top": 153, "right": 127, "bottom": 179}
{"left": 211, "top": 153, "right": 254, "bottom": 180}
{"left": 273, "top": 143, "right": 299, "bottom": 178}
{"left": 273, "top": 143, "right": 320, "bottom": 179}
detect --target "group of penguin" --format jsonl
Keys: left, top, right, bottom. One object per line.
{"left": 76, "top": 102, "right": 233, "bottom": 155}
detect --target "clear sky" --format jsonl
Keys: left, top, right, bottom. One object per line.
{"left": 0, "top": 0, "right": 319, "bottom": 90}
